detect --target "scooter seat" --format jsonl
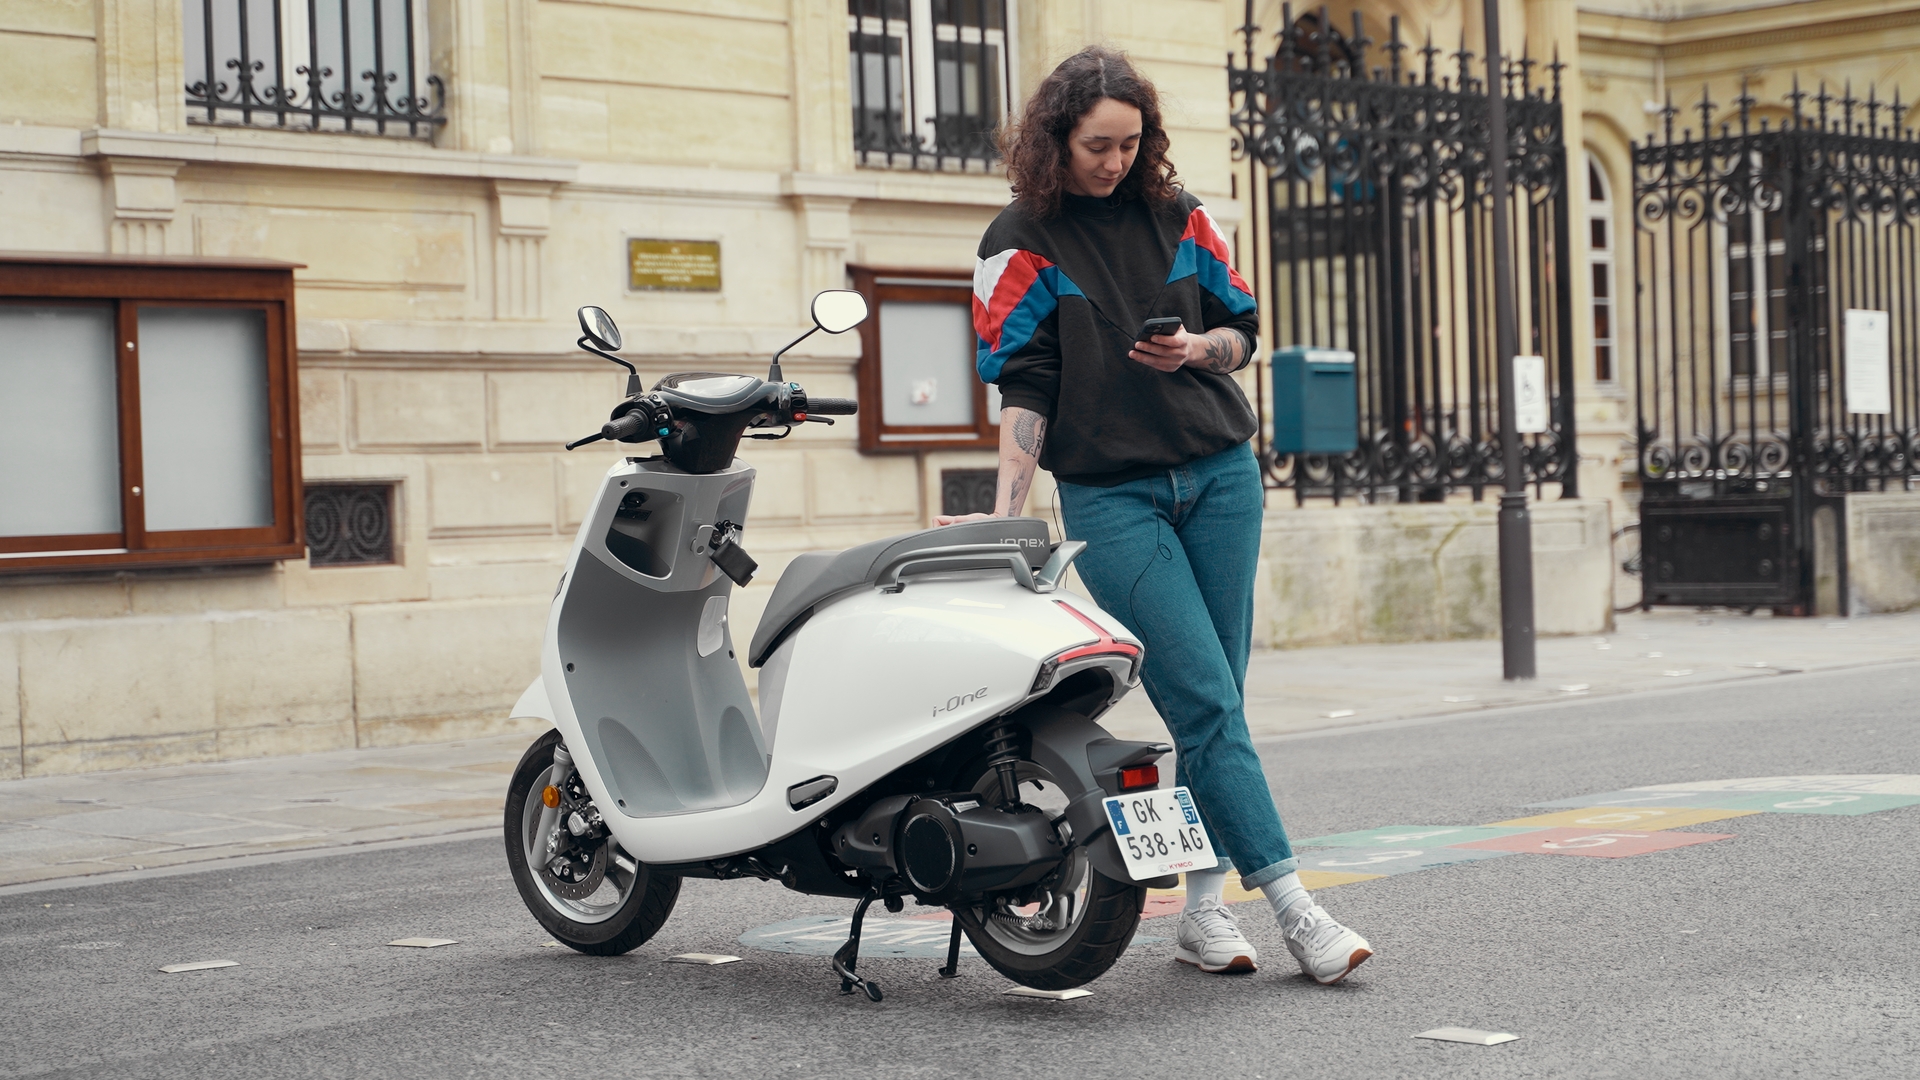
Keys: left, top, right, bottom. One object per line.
{"left": 746, "top": 517, "right": 1053, "bottom": 667}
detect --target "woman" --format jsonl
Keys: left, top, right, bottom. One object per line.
{"left": 941, "top": 46, "right": 1372, "bottom": 983}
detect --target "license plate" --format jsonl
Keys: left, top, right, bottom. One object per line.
{"left": 1101, "top": 786, "right": 1218, "bottom": 880}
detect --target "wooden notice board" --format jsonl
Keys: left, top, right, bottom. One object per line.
{"left": 628, "top": 239, "right": 721, "bottom": 291}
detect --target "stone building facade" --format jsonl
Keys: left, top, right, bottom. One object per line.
{"left": 2, "top": 0, "right": 1913, "bottom": 777}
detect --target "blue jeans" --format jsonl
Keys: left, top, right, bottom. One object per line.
{"left": 1057, "top": 441, "right": 1298, "bottom": 888}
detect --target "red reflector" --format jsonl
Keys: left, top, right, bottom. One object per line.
{"left": 1118, "top": 764, "right": 1159, "bottom": 791}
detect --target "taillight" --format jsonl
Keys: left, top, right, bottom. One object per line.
{"left": 1030, "top": 600, "right": 1142, "bottom": 692}
{"left": 1118, "top": 764, "right": 1160, "bottom": 791}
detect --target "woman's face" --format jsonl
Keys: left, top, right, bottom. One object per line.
{"left": 1063, "top": 98, "right": 1142, "bottom": 198}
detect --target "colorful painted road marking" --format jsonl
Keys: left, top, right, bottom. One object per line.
{"left": 1677, "top": 791, "right": 1920, "bottom": 816}
{"left": 1526, "top": 789, "right": 1769, "bottom": 810}
{"left": 1451, "top": 827, "right": 1734, "bottom": 859}
{"left": 1300, "top": 870, "right": 1389, "bottom": 889}
{"left": 1143, "top": 871, "right": 1383, "bottom": 917}
{"left": 740, "top": 912, "right": 1164, "bottom": 957}
{"left": 1634, "top": 774, "right": 1920, "bottom": 795}
{"left": 740, "top": 913, "right": 979, "bottom": 959}
{"left": 1490, "top": 806, "right": 1759, "bottom": 831}
{"left": 737, "top": 775, "right": 1920, "bottom": 942}
{"left": 1295, "top": 825, "right": 1544, "bottom": 848}
{"left": 1295, "top": 845, "right": 1514, "bottom": 876}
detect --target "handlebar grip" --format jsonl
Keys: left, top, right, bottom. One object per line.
{"left": 602, "top": 413, "right": 646, "bottom": 441}
{"left": 808, "top": 397, "right": 858, "bottom": 415}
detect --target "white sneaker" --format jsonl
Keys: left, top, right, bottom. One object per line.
{"left": 1174, "top": 896, "right": 1258, "bottom": 973}
{"left": 1282, "top": 903, "right": 1371, "bottom": 984}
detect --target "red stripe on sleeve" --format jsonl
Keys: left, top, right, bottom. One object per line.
{"left": 978, "top": 250, "right": 1051, "bottom": 352}
{"left": 1181, "top": 208, "right": 1253, "bottom": 298}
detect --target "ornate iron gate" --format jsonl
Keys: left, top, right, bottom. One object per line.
{"left": 1631, "top": 84, "right": 1920, "bottom": 612}
{"left": 1229, "top": 7, "right": 1577, "bottom": 503}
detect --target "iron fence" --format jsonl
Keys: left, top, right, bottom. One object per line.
{"left": 849, "top": 0, "right": 1011, "bottom": 170}
{"left": 185, "top": 0, "right": 445, "bottom": 137}
{"left": 1631, "top": 82, "right": 1920, "bottom": 610}
{"left": 1634, "top": 83, "right": 1920, "bottom": 497}
{"left": 1229, "top": 6, "right": 1577, "bottom": 503}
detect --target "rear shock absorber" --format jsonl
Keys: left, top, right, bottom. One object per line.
{"left": 983, "top": 722, "right": 1022, "bottom": 808}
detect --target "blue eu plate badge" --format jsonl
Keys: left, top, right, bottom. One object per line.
{"left": 1101, "top": 786, "right": 1218, "bottom": 880}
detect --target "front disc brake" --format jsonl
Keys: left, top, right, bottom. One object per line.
{"left": 541, "top": 839, "right": 609, "bottom": 900}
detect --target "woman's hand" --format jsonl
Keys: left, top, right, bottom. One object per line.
{"left": 934, "top": 512, "right": 996, "bottom": 526}
{"left": 1128, "top": 326, "right": 1247, "bottom": 374}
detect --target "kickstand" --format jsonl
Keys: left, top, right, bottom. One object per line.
{"left": 830, "top": 889, "right": 885, "bottom": 1002}
{"left": 937, "top": 917, "right": 965, "bottom": 979}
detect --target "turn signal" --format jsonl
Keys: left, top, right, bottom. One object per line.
{"left": 541, "top": 785, "right": 561, "bottom": 808}
{"left": 1118, "top": 764, "right": 1159, "bottom": 791}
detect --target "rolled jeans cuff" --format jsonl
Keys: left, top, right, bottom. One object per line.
{"left": 1238, "top": 856, "right": 1299, "bottom": 891}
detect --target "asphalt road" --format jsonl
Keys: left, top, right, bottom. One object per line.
{"left": 2, "top": 663, "right": 1916, "bottom": 1079}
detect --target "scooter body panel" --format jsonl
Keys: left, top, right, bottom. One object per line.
{"left": 537, "top": 457, "right": 1142, "bottom": 868}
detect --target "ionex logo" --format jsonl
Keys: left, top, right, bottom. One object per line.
{"left": 932, "top": 687, "right": 989, "bottom": 718}
{"left": 1001, "top": 537, "right": 1047, "bottom": 548}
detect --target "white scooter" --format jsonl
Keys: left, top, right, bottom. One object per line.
{"left": 502, "top": 292, "right": 1204, "bottom": 1000}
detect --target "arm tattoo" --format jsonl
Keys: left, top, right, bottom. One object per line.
{"left": 1004, "top": 465, "right": 1034, "bottom": 517}
{"left": 1193, "top": 328, "right": 1248, "bottom": 374}
{"left": 999, "top": 407, "right": 1046, "bottom": 516}
{"left": 1011, "top": 410, "right": 1047, "bottom": 456}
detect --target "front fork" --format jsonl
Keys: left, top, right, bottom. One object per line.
{"left": 528, "top": 743, "right": 576, "bottom": 872}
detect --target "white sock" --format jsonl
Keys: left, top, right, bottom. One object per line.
{"left": 1260, "top": 871, "right": 1312, "bottom": 925}
{"left": 1182, "top": 868, "right": 1228, "bottom": 913}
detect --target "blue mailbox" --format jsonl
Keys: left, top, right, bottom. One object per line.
{"left": 1269, "top": 346, "right": 1358, "bottom": 454}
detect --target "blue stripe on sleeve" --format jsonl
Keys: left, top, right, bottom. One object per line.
{"left": 1165, "top": 238, "right": 1257, "bottom": 316}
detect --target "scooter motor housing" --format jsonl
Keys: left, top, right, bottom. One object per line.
{"left": 832, "top": 794, "right": 1067, "bottom": 906}
{"left": 897, "top": 800, "right": 964, "bottom": 901}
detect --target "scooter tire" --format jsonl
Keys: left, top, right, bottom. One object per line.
{"left": 955, "top": 868, "right": 1147, "bottom": 991}
{"left": 505, "top": 729, "right": 680, "bottom": 956}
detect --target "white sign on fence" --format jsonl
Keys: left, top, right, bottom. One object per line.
{"left": 1844, "top": 309, "right": 1892, "bottom": 415}
{"left": 1513, "top": 355, "right": 1549, "bottom": 433}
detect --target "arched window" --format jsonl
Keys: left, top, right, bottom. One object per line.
{"left": 1587, "top": 153, "right": 1616, "bottom": 383}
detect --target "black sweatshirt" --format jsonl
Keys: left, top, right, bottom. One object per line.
{"left": 972, "top": 188, "right": 1260, "bottom": 486}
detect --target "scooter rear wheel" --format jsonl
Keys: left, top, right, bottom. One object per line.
{"left": 951, "top": 762, "right": 1147, "bottom": 990}
{"left": 954, "top": 856, "right": 1145, "bottom": 990}
{"left": 505, "top": 729, "right": 679, "bottom": 955}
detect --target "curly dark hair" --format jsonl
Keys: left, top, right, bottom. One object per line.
{"left": 999, "top": 45, "right": 1180, "bottom": 219}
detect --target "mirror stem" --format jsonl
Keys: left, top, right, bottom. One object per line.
{"left": 578, "top": 336, "right": 641, "bottom": 396}
{"left": 768, "top": 325, "right": 819, "bottom": 384}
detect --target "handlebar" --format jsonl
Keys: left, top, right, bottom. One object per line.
{"left": 602, "top": 413, "right": 646, "bottom": 441}
{"left": 807, "top": 397, "right": 858, "bottom": 416}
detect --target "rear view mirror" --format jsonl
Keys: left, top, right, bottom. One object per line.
{"left": 578, "top": 306, "right": 622, "bottom": 351}
{"left": 810, "top": 290, "right": 868, "bottom": 335}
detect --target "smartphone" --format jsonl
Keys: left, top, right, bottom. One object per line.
{"left": 1137, "top": 316, "right": 1184, "bottom": 342}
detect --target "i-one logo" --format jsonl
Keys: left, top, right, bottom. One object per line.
{"left": 931, "top": 687, "right": 989, "bottom": 718}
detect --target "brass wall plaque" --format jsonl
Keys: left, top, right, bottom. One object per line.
{"left": 628, "top": 238, "right": 721, "bottom": 292}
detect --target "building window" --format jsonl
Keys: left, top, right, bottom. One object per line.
{"left": 1726, "top": 177, "right": 1789, "bottom": 380}
{"left": 304, "top": 482, "right": 395, "bottom": 566}
{"left": 850, "top": 267, "right": 1002, "bottom": 451}
{"left": 1587, "top": 154, "right": 1616, "bottom": 383}
{"left": 184, "top": 0, "right": 445, "bottom": 137}
{"left": 0, "top": 254, "right": 305, "bottom": 574}
{"left": 849, "top": 0, "right": 1013, "bottom": 171}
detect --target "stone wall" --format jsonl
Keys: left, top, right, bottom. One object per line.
{"left": 1254, "top": 499, "right": 1615, "bottom": 648}
{"left": 1849, "top": 492, "right": 1920, "bottom": 614}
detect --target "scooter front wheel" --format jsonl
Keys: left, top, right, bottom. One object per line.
{"left": 504, "top": 729, "right": 679, "bottom": 955}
